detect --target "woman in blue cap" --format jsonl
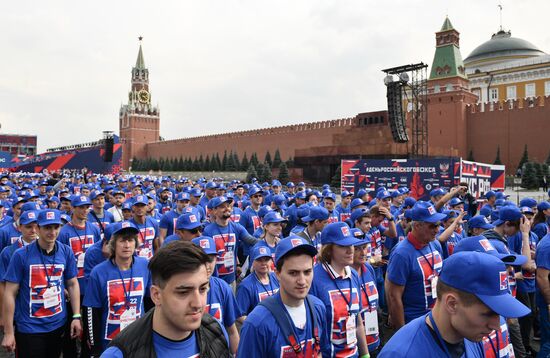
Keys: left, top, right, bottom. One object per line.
{"left": 531, "top": 201, "right": 550, "bottom": 239}
{"left": 256, "top": 211, "right": 287, "bottom": 267}
{"left": 310, "top": 222, "right": 370, "bottom": 358}
{"left": 236, "top": 245, "right": 280, "bottom": 320}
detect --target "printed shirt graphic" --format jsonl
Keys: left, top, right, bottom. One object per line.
{"left": 482, "top": 317, "right": 513, "bottom": 358}
{"left": 310, "top": 264, "right": 362, "bottom": 358}
{"left": 130, "top": 218, "right": 159, "bottom": 260}
{"left": 236, "top": 272, "right": 280, "bottom": 316}
{"left": 387, "top": 237, "right": 444, "bottom": 323}
{"left": 205, "top": 276, "right": 240, "bottom": 327}
{"left": 508, "top": 231, "right": 538, "bottom": 293}
{"left": 3, "top": 241, "right": 77, "bottom": 334}
{"left": 29, "top": 264, "right": 64, "bottom": 318}
{"left": 83, "top": 258, "right": 150, "bottom": 349}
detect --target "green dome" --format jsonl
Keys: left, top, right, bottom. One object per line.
{"left": 464, "top": 30, "right": 545, "bottom": 66}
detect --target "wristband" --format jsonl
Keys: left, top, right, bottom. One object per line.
{"left": 360, "top": 354, "right": 370, "bottom": 358}
{"left": 387, "top": 217, "right": 394, "bottom": 221}
{"left": 72, "top": 313, "right": 82, "bottom": 319}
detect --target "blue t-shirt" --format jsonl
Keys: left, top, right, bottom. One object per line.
{"left": 161, "top": 234, "right": 180, "bottom": 247}
{"left": 206, "top": 276, "right": 240, "bottom": 327}
{"left": 159, "top": 210, "right": 182, "bottom": 237}
{"left": 386, "top": 236, "right": 444, "bottom": 323}
{"left": 0, "top": 239, "right": 29, "bottom": 281}
{"left": 336, "top": 204, "right": 351, "bottom": 223}
{"left": 532, "top": 222, "right": 549, "bottom": 242}
{"left": 507, "top": 231, "right": 538, "bottom": 293}
{"left": 58, "top": 222, "right": 101, "bottom": 296}
{"left": 357, "top": 263, "right": 380, "bottom": 352}
{"left": 236, "top": 272, "right": 280, "bottom": 316}
{"left": 379, "top": 314, "right": 484, "bottom": 357}
{"left": 202, "top": 221, "right": 251, "bottom": 284}
{"left": 310, "top": 263, "right": 363, "bottom": 358}
{"left": 237, "top": 293, "right": 330, "bottom": 358}
{"left": 101, "top": 330, "right": 200, "bottom": 358}
{"left": 87, "top": 211, "right": 115, "bottom": 234}
{"left": 0, "top": 223, "right": 22, "bottom": 251}
{"left": 129, "top": 217, "right": 160, "bottom": 260}
{"left": 239, "top": 206, "right": 262, "bottom": 256}
{"left": 481, "top": 316, "right": 514, "bottom": 358}
{"left": 3, "top": 240, "right": 77, "bottom": 334}
{"left": 536, "top": 233, "right": 550, "bottom": 307}
{"left": 437, "top": 228, "right": 463, "bottom": 258}
{"left": 84, "top": 239, "right": 108, "bottom": 281}
{"left": 83, "top": 257, "right": 151, "bottom": 350}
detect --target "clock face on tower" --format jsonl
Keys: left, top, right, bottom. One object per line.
{"left": 138, "top": 89, "right": 150, "bottom": 104}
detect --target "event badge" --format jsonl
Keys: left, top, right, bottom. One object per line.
{"left": 120, "top": 306, "right": 137, "bottom": 331}
{"left": 431, "top": 276, "right": 438, "bottom": 299}
{"left": 346, "top": 314, "right": 357, "bottom": 345}
{"left": 224, "top": 251, "right": 234, "bottom": 268}
{"left": 77, "top": 252, "right": 85, "bottom": 268}
{"left": 43, "top": 285, "right": 60, "bottom": 309}
{"left": 139, "top": 247, "right": 151, "bottom": 258}
{"left": 364, "top": 310, "right": 379, "bottom": 335}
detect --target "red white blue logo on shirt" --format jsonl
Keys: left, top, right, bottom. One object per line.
{"left": 499, "top": 271, "right": 508, "bottom": 291}
{"left": 105, "top": 277, "right": 144, "bottom": 340}
{"left": 29, "top": 264, "right": 64, "bottom": 318}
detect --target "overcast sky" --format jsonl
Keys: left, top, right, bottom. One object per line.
{"left": 1, "top": 0, "right": 549, "bottom": 152}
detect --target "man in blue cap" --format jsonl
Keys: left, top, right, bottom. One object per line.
{"left": 386, "top": 201, "right": 445, "bottom": 329}
{"left": 203, "top": 196, "right": 259, "bottom": 287}
{"left": 296, "top": 206, "right": 329, "bottom": 249}
{"left": 336, "top": 191, "right": 353, "bottom": 223}
{"left": 2, "top": 210, "right": 82, "bottom": 356}
{"left": 380, "top": 251, "right": 530, "bottom": 357}
{"left": 286, "top": 191, "right": 307, "bottom": 232}
{"left": 158, "top": 192, "right": 191, "bottom": 244}
{"left": 238, "top": 236, "right": 329, "bottom": 357}
{"left": 199, "top": 182, "right": 217, "bottom": 210}
{"left": 322, "top": 192, "right": 340, "bottom": 224}
{"left": 162, "top": 212, "right": 203, "bottom": 246}
{"left": 88, "top": 190, "right": 115, "bottom": 236}
{"left": 128, "top": 195, "right": 160, "bottom": 260}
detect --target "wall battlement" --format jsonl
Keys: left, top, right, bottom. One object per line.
{"left": 157, "top": 117, "right": 357, "bottom": 145}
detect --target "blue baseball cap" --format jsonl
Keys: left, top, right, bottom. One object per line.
{"left": 190, "top": 188, "right": 202, "bottom": 197}
{"left": 111, "top": 221, "right": 140, "bottom": 237}
{"left": 90, "top": 190, "right": 105, "bottom": 200}
{"left": 350, "top": 208, "right": 369, "bottom": 223}
{"left": 399, "top": 187, "right": 409, "bottom": 194}
{"left": 324, "top": 192, "right": 336, "bottom": 201}
{"left": 341, "top": 190, "right": 353, "bottom": 198}
{"left": 45, "top": 196, "right": 60, "bottom": 204}
{"left": 448, "top": 198, "right": 464, "bottom": 207}
{"left": 402, "top": 197, "right": 417, "bottom": 208}
{"left": 248, "top": 186, "right": 264, "bottom": 197}
{"left": 271, "top": 180, "right": 282, "bottom": 187}
{"left": 176, "top": 212, "right": 203, "bottom": 230}
{"left": 205, "top": 182, "right": 217, "bottom": 190}
{"left": 274, "top": 235, "right": 318, "bottom": 266}
{"left": 519, "top": 198, "right": 537, "bottom": 208}
{"left": 350, "top": 198, "right": 365, "bottom": 210}
{"left": 297, "top": 182, "right": 306, "bottom": 187}
{"left": 520, "top": 206, "right": 534, "bottom": 215}
{"left": 20, "top": 210, "right": 39, "bottom": 225}
{"left": 71, "top": 195, "right": 92, "bottom": 207}
{"left": 251, "top": 245, "right": 273, "bottom": 262}
{"left": 295, "top": 191, "right": 306, "bottom": 200}
{"left": 439, "top": 251, "right": 530, "bottom": 318}
{"left": 302, "top": 206, "right": 329, "bottom": 223}
{"left": 321, "top": 222, "right": 362, "bottom": 246}
{"left": 479, "top": 205, "right": 492, "bottom": 218}
{"left": 272, "top": 195, "right": 287, "bottom": 209}
{"left": 175, "top": 192, "right": 191, "bottom": 201}
{"left": 207, "top": 196, "right": 233, "bottom": 210}
{"left": 258, "top": 205, "right": 273, "bottom": 218}
{"left": 356, "top": 189, "right": 367, "bottom": 198}
{"left": 286, "top": 182, "right": 295, "bottom": 188}
{"left": 132, "top": 195, "right": 149, "bottom": 206}
{"left": 122, "top": 202, "right": 132, "bottom": 211}
{"left": 20, "top": 202, "right": 42, "bottom": 213}
{"left": 454, "top": 235, "right": 526, "bottom": 266}
{"left": 430, "top": 188, "right": 446, "bottom": 198}
{"left": 263, "top": 211, "right": 287, "bottom": 224}
{"left": 192, "top": 236, "right": 217, "bottom": 255}
{"left": 537, "top": 201, "right": 550, "bottom": 211}
{"left": 410, "top": 201, "right": 446, "bottom": 223}
{"left": 485, "top": 191, "right": 496, "bottom": 199}
{"left": 492, "top": 206, "right": 522, "bottom": 227}
{"left": 468, "top": 215, "right": 494, "bottom": 230}
{"left": 37, "top": 209, "right": 63, "bottom": 226}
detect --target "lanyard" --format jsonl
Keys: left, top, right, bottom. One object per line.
{"left": 427, "top": 312, "right": 469, "bottom": 358}
{"left": 134, "top": 219, "right": 147, "bottom": 244}
{"left": 359, "top": 265, "right": 371, "bottom": 310}
{"left": 70, "top": 223, "right": 88, "bottom": 253}
{"left": 417, "top": 244, "right": 436, "bottom": 272}
{"left": 38, "top": 242, "right": 57, "bottom": 288}
{"left": 116, "top": 261, "right": 134, "bottom": 309}
{"left": 323, "top": 263, "right": 353, "bottom": 315}
{"left": 277, "top": 294, "right": 317, "bottom": 358}
{"left": 487, "top": 329, "right": 500, "bottom": 358}
{"left": 216, "top": 222, "right": 232, "bottom": 244}
{"left": 90, "top": 211, "right": 105, "bottom": 235}
{"left": 255, "top": 273, "right": 274, "bottom": 297}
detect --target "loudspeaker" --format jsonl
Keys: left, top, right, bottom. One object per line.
{"left": 104, "top": 137, "right": 114, "bottom": 162}
{"left": 386, "top": 82, "right": 409, "bottom": 143}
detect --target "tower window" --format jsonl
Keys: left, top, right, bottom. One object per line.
{"left": 525, "top": 83, "right": 536, "bottom": 98}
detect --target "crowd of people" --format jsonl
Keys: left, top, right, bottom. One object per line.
{"left": 0, "top": 171, "right": 547, "bottom": 358}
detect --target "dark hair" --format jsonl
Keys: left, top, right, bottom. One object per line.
{"left": 275, "top": 246, "right": 315, "bottom": 272}
{"left": 532, "top": 210, "right": 546, "bottom": 227}
{"left": 437, "top": 280, "right": 481, "bottom": 306}
{"left": 149, "top": 240, "right": 210, "bottom": 288}
{"left": 109, "top": 230, "right": 138, "bottom": 259}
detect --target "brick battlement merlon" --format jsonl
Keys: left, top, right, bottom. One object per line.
{"left": 468, "top": 95, "right": 549, "bottom": 113}
{"left": 156, "top": 117, "right": 358, "bottom": 145}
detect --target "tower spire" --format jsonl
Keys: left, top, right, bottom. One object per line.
{"left": 498, "top": 4, "right": 503, "bottom": 31}
{"left": 135, "top": 36, "right": 145, "bottom": 70}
